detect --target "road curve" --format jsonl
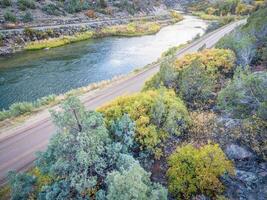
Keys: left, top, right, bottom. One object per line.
{"left": 0, "top": 19, "right": 246, "bottom": 184}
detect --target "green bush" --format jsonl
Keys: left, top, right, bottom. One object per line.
{"left": 106, "top": 161, "right": 167, "bottom": 200}
{"left": 8, "top": 172, "right": 36, "bottom": 200}
{"left": 167, "top": 144, "right": 234, "bottom": 199}
{"left": 143, "top": 61, "right": 177, "bottom": 91}
{"left": 17, "top": 0, "right": 36, "bottom": 10}
{"left": 99, "top": 0, "right": 107, "bottom": 8}
{"left": 4, "top": 10, "right": 16, "bottom": 22}
{"left": 64, "top": 0, "right": 82, "bottom": 13}
{"left": 35, "top": 95, "right": 56, "bottom": 107}
{"left": 218, "top": 15, "right": 235, "bottom": 26}
{"left": 178, "top": 60, "right": 217, "bottom": 109}
{"left": 0, "top": 110, "right": 10, "bottom": 121}
{"left": 0, "top": 0, "right": 12, "bottom": 8}
{"left": 42, "top": 3, "right": 62, "bottom": 16}
{"left": 0, "top": 33, "right": 3, "bottom": 46}
{"left": 216, "top": 30, "right": 256, "bottom": 66}
{"left": 217, "top": 67, "right": 267, "bottom": 120}
{"left": 21, "top": 11, "right": 33, "bottom": 22}
{"left": 9, "top": 102, "right": 34, "bottom": 117}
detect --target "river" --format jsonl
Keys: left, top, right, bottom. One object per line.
{"left": 0, "top": 15, "right": 208, "bottom": 109}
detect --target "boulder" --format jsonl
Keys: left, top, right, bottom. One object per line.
{"left": 225, "top": 144, "right": 254, "bottom": 161}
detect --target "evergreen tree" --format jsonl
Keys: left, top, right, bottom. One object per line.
{"left": 36, "top": 97, "right": 114, "bottom": 195}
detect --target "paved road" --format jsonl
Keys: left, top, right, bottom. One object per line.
{"left": 0, "top": 19, "right": 246, "bottom": 184}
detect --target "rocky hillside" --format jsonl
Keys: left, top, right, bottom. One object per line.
{"left": 0, "top": 0, "right": 183, "bottom": 28}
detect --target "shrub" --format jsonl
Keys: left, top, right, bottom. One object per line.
{"left": 0, "top": 33, "right": 3, "bottom": 46}
{"left": 216, "top": 30, "right": 256, "bottom": 66}
{"left": 170, "top": 10, "right": 183, "bottom": 22}
{"left": 206, "top": 21, "right": 221, "bottom": 33}
{"left": 100, "top": 22, "right": 161, "bottom": 37}
{"left": 217, "top": 67, "right": 267, "bottom": 120}
{"left": 35, "top": 95, "right": 56, "bottom": 106}
{"left": 0, "top": 0, "right": 12, "bottom": 8}
{"left": 175, "top": 49, "right": 236, "bottom": 76}
{"left": 8, "top": 172, "right": 36, "bottom": 200}
{"left": 218, "top": 15, "right": 235, "bottom": 26}
{"left": 143, "top": 60, "right": 177, "bottom": 91}
{"left": 188, "top": 111, "right": 217, "bottom": 143}
{"left": 17, "top": 0, "right": 36, "bottom": 10}
{"left": 99, "top": 0, "right": 107, "bottom": 8}
{"left": 178, "top": 60, "right": 217, "bottom": 109}
{"left": 239, "top": 117, "right": 267, "bottom": 160}
{"left": 110, "top": 114, "right": 136, "bottom": 154}
{"left": 106, "top": 161, "right": 167, "bottom": 200}
{"left": 25, "top": 31, "right": 94, "bottom": 50}
{"left": 161, "top": 43, "right": 186, "bottom": 58}
{"left": 21, "top": 11, "right": 33, "bottom": 22}
{"left": 85, "top": 9, "right": 96, "bottom": 18}
{"left": 64, "top": 0, "right": 82, "bottom": 13}
{"left": 167, "top": 144, "right": 234, "bottom": 199}
{"left": 0, "top": 110, "right": 10, "bottom": 121}
{"left": 98, "top": 89, "right": 190, "bottom": 158}
{"left": 24, "top": 27, "right": 39, "bottom": 39}
{"left": 29, "top": 167, "right": 53, "bottom": 193}
{"left": 9, "top": 102, "right": 34, "bottom": 117}
{"left": 42, "top": 3, "right": 62, "bottom": 16}
{"left": 4, "top": 10, "right": 16, "bottom": 22}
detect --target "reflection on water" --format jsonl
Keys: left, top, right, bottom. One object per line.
{"left": 0, "top": 16, "right": 208, "bottom": 109}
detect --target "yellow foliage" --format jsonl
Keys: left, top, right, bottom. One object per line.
{"left": 206, "top": 7, "right": 217, "bottom": 15}
{"left": 193, "top": 11, "right": 220, "bottom": 20}
{"left": 175, "top": 48, "right": 236, "bottom": 75}
{"left": 25, "top": 31, "right": 94, "bottom": 50}
{"left": 170, "top": 11, "right": 184, "bottom": 22}
{"left": 101, "top": 21, "right": 161, "bottom": 37}
{"left": 167, "top": 144, "right": 234, "bottom": 199}
{"left": 25, "top": 21, "right": 162, "bottom": 50}
{"left": 98, "top": 89, "right": 190, "bottom": 157}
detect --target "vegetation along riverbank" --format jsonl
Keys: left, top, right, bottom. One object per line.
{"left": 0, "top": 11, "right": 183, "bottom": 55}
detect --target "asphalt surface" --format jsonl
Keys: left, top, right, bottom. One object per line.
{"left": 0, "top": 19, "right": 246, "bottom": 184}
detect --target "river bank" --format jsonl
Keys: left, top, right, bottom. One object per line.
{"left": 0, "top": 12, "right": 183, "bottom": 56}
{"left": 0, "top": 15, "right": 208, "bottom": 126}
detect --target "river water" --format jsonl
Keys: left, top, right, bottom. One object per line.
{"left": 0, "top": 15, "right": 208, "bottom": 109}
